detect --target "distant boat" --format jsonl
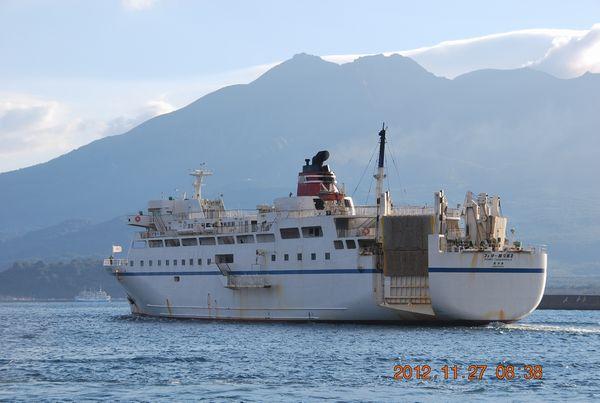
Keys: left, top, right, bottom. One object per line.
{"left": 74, "top": 288, "right": 111, "bottom": 302}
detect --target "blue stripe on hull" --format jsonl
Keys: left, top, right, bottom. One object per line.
{"left": 111, "top": 267, "right": 544, "bottom": 277}
{"left": 428, "top": 267, "right": 544, "bottom": 274}
{"left": 112, "top": 268, "right": 380, "bottom": 277}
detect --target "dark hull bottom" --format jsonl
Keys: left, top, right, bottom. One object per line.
{"left": 129, "top": 311, "right": 505, "bottom": 326}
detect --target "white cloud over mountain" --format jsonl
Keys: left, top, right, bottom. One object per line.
{"left": 532, "top": 24, "right": 600, "bottom": 78}
{"left": 324, "top": 27, "right": 600, "bottom": 79}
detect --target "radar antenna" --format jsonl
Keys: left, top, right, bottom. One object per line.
{"left": 190, "top": 164, "right": 213, "bottom": 200}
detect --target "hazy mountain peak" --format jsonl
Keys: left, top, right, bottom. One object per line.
{"left": 254, "top": 53, "right": 339, "bottom": 84}
{"left": 350, "top": 53, "right": 433, "bottom": 73}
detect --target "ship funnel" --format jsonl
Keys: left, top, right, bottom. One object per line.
{"left": 296, "top": 150, "right": 343, "bottom": 200}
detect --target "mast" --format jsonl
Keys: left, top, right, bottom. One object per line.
{"left": 190, "top": 166, "right": 213, "bottom": 201}
{"left": 374, "top": 123, "right": 387, "bottom": 242}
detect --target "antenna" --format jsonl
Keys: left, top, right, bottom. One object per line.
{"left": 374, "top": 123, "right": 388, "bottom": 243}
{"left": 190, "top": 164, "right": 213, "bottom": 200}
{"left": 374, "top": 122, "right": 387, "bottom": 212}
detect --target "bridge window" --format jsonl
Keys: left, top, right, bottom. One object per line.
{"left": 165, "top": 239, "right": 180, "bottom": 247}
{"left": 173, "top": 259, "right": 177, "bottom": 266}
{"left": 207, "top": 258, "right": 212, "bottom": 265}
{"left": 302, "top": 226, "right": 323, "bottom": 238}
{"left": 148, "top": 239, "right": 163, "bottom": 248}
{"left": 129, "top": 260, "right": 134, "bottom": 267}
{"left": 218, "top": 236, "right": 235, "bottom": 245}
{"left": 158, "top": 260, "right": 162, "bottom": 266}
{"left": 257, "top": 233, "right": 275, "bottom": 243}
{"left": 140, "top": 260, "right": 144, "bottom": 267}
{"left": 189, "top": 258, "right": 194, "bottom": 266}
{"left": 346, "top": 240, "right": 356, "bottom": 249}
{"left": 284, "top": 254, "right": 289, "bottom": 261}
{"left": 236, "top": 234, "right": 255, "bottom": 244}
{"left": 181, "top": 238, "right": 198, "bottom": 246}
{"left": 149, "top": 260, "right": 153, "bottom": 266}
{"left": 199, "top": 237, "right": 216, "bottom": 245}
{"left": 197, "top": 258, "right": 202, "bottom": 266}
{"left": 334, "top": 240, "right": 344, "bottom": 249}
{"left": 311, "top": 253, "right": 316, "bottom": 260}
{"left": 280, "top": 227, "right": 300, "bottom": 239}
{"left": 165, "top": 260, "right": 170, "bottom": 266}
{"left": 325, "top": 252, "right": 330, "bottom": 260}
{"left": 297, "top": 253, "right": 302, "bottom": 261}
{"left": 181, "top": 259, "right": 185, "bottom": 266}
{"left": 271, "top": 254, "right": 276, "bottom": 262}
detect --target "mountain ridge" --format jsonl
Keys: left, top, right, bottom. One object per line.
{"left": 1, "top": 53, "right": 599, "bottom": 275}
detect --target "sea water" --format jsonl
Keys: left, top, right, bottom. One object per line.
{"left": 0, "top": 302, "right": 599, "bottom": 401}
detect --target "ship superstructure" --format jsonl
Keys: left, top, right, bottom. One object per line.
{"left": 104, "top": 126, "right": 547, "bottom": 323}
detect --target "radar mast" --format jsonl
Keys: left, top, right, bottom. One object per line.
{"left": 190, "top": 165, "right": 213, "bottom": 200}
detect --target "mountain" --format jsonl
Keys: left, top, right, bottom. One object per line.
{"left": 0, "top": 259, "right": 125, "bottom": 300}
{"left": 1, "top": 53, "right": 600, "bottom": 274}
{"left": 0, "top": 217, "right": 134, "bottom": 270}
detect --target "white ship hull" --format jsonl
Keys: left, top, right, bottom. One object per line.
{"left": 114, "top": 270, "right": 427, "bottom": 322}
{"left": 107, "top": 235, "right": 546, "bottom": 323}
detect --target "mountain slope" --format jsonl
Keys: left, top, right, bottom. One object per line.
{"left": 1, "top": 53, "right": 600, "bottom": 272}
{"left": 0, "top": 217, "right": 134, "bottom": 270}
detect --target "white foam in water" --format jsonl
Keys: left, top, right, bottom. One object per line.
{"left": 491, "top": 322, "right": 600, "bottom": 334}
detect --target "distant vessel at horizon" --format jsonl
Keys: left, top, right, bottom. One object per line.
{"left": 104, "top": 125, "right": 547, "bottom": 323}
{"left": 74, "top": 288, "right": 111, "bottom": 302}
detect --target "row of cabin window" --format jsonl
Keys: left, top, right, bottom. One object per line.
{"left": 132, "top": 258, "right": 212, "bottom": 267}
{"left": 131, "top": 251, "right": 334, "bottom": 267}
{"left": 271, "top": 252, "right": 331, "bottom": 262}
{"left": 143, "top": 234, "right": 269, "bottom": 248}
{"left": 136, "top": 226, "right": 324, "bottom": 249}
{"left": 137, "top": 238, "right": 359, "bottom": 252}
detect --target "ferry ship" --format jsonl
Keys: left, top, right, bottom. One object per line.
{"left": 104, "top": 126, "right": 547, "bottom": 323}
{"left": 74, "top": 288, "right": 111, "bottom": 302}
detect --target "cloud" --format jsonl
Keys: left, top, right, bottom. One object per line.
{"left": 121, "top": 0, "right": 158, "bottom": 11}
{"left": 323, "top": 27, "right": 596, "bottom": 79}
{"left": 532, "top": 24, "right": 600, "bottom": 78}
{"left": 0, "top": 94, "right": 98, "bottom": 171}
{"left": 0, "top": 93, "right": 175, "bottom": 173}
{"left": 103, "top": 97, "right": 175, "bottom": 136}
{"left": 0, "top": 63, "right": 273, "bottom": 173}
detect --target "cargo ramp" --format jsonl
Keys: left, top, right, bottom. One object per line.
{"left": 380, "top": 215, "right": 435, "bottom": 316}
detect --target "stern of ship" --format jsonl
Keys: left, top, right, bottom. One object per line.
{"left": 427, "top": 234, "right": 547, "bottom": 322}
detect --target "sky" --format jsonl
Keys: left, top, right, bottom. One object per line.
{"left": 1, "top": 0, "right": 600, "bottom": 173}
